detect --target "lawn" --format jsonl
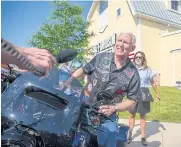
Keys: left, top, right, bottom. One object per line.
{"left": 118, "top": 87, "right": 181, "bottom": 123}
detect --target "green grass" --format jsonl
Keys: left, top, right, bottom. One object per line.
{"left": 118, "top": 87, "right": 181, "bottom": 123}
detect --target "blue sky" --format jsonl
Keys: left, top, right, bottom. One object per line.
{"left": 1, "top": 1, "right": 92, "bottom": 47}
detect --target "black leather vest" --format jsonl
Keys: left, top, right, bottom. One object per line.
{"left": 85, "top": 53, "right": 129, "bottom": 105}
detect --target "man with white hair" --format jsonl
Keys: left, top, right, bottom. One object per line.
{"left": 63, "top": 32, "right": 141, "bottom": 147}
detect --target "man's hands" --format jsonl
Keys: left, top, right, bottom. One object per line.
{"left": 98, "top": 105, "right": 116, "bottom": 117}
{"left": 98, "top": 100, "right": 136, "bottom": 116}
{"left": 2, "top": 38, "right": 57, "bottom": 76}
{"left": 2, "top": 45, "right": 56, "bottom": 76}
{"left": 16, "top": 47, "right": 56, "bottom": 76}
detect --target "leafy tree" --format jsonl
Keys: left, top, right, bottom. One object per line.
{"left": 28, "top": 1, "right": 94, "bottom": 62}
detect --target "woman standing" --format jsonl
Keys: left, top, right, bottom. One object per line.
{"left": 128, "top": 51, "right": 160, "bottom": 146}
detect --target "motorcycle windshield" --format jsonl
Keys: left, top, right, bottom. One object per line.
{"left": 1, "top": 68, "right": 85, "bottom": 134}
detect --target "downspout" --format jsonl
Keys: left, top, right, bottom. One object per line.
{"left": 170, "top": 48, "right": 181, "bottom": 86}
{"left": 172, "top": 52, "right": 175, "bottom": 86}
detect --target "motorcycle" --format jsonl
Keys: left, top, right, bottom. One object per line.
{"left": 1, "top": 51, "right": 129, "bottom": 147}
{"left": 1, "top": 64, "right": 22, "bottom": 93}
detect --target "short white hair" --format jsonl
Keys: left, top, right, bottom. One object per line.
{"left": 118, "top": 32, "right": 136, "bottom": 46}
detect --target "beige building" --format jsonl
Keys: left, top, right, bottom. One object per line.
{"left": 86, "top": 0, "right": 181, "bottom": 86}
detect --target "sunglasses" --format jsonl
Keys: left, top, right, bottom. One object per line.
{"left": 135, "top": 56, "right": 143, "bottom": 59}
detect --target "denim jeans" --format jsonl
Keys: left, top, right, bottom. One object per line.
{"left": 97, "top": 114, "right": 117, "bottom": 147}
{"left": 83, "top": 110, "right": 118, "bottom": 147}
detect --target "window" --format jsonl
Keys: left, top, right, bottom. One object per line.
{"left": 117, "top": 8, "right": 121, "bottom": 17}
{"left": 99, "top": 1, "right": 108, "bottom": 14}
{"left": 171, "top": 0, "right": 179, "bottom": 11}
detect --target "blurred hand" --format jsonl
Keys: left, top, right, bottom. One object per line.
{"left": 2, "top": 38, "right": 56, "bottom": 76}
{"left": 56, "top": 81, "right": 70, "bottom": 91}
{"left": 56, "top": 76, "right": 75, "bottom": 91}
{"left": 98, "top": 105, "right": 115, "bottom": 116}
{"left": 17, "top": 47, "right": 56, "bottom": 76}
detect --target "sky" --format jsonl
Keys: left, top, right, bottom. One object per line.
{"left": 1, "top": 1, "right": 93, "bottom": 47}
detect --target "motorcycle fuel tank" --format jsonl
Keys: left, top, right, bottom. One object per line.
{"left": 1, "top": 68, "right": 84, "bottom": 146}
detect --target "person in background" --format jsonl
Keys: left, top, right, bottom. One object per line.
{"left": 128, "top": 51, "right": 160, "bottom": 146}
{"left": 59, "top": 62, "right": 73, "bottom": 75}
{"left": 58, "top": 62, "right": 74, "bottom": 86}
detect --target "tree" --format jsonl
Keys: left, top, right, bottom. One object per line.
{"left": 28, "top": 1, "right": 94, "bottom": 61}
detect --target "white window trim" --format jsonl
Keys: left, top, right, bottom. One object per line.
{"left": 168, "top": 0, "right": 181, "bottom": 14}
{"left": 99, "top": 1, "right": 108, "bottom": 15}
{"left": 99, "top": 8, "right": 108, "bottom": 33}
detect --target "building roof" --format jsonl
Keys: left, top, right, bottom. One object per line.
{"left": 87, "top": 1, "right": 181, "bottom": 27}
{"left": 87, "top": 1, "right": 98, "bottom": 21}
{"left": 129, "top": 0, "right": 181, "bottom": 26}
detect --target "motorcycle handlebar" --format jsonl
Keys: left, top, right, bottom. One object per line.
{"left": 83, "top": 103, "right": 114, "bottom": 122}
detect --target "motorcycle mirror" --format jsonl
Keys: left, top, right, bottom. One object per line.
{"left": 55, "top": 49, "right": 77, "bottom": 63}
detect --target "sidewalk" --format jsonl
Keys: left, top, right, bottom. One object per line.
{"left": 118, "top": 119, "right": 181, "bottom": 147}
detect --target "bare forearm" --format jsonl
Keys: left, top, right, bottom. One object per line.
{"left": 2, "top": 51, "right": 22, "bottom": 66}
{"left": 60, "top": 67, "right": 85, "bottom": 86}
{"left": 72, "top": 67, "right": 85, "bottom": 79}
{"left": 1, "top": 39, "right": 23, "bottom": 66}
{"left": 150, "top": 77, "right": 160, "bottom": 100}
{"left": 116, "top": 99, "right": 136, "bottom": 112}
{"left": 151, "top": 78, "right": 159, "bottom": 94}
{"left": 152, "top": 84, "right": 158, "bottom": 94}
{"left": 99, "top": 99, "right": 137, "bottom": 116}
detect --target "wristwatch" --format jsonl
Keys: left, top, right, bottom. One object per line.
{"left": 114, "top": 104, "right": 119, "bottom": 112}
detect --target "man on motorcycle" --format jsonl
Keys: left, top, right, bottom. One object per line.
{"left": 61, "top": 32, "right": 141, "bottom": 147}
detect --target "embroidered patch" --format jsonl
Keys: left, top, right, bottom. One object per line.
{"left": 102, "top": 57, "right": 112, "bottom": 66}
{"left": 93, "top": 78, "right": 97, "bottom": 86}
{"left": 117, "top": 73, "right": 130, "bottom": 85}
{"left": 96, "top": 57, "right": 112, "bottom": 73}
{"left": 102, "top": 74, "right": 109, "bottom": 82}
{"left": 96, "top": 66, "right": 109, "bottom": 74}
{"left": 116, "top": 89, "right": 124, "bottom": 94}
{"left": 124, "top": 68, "right": 134, "bottom": 78}
{"left": 87, "top": 83, "right": 93, "bottom": 92}
{"left": 93, "top": 72, "right": 99, "bottom": 78}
